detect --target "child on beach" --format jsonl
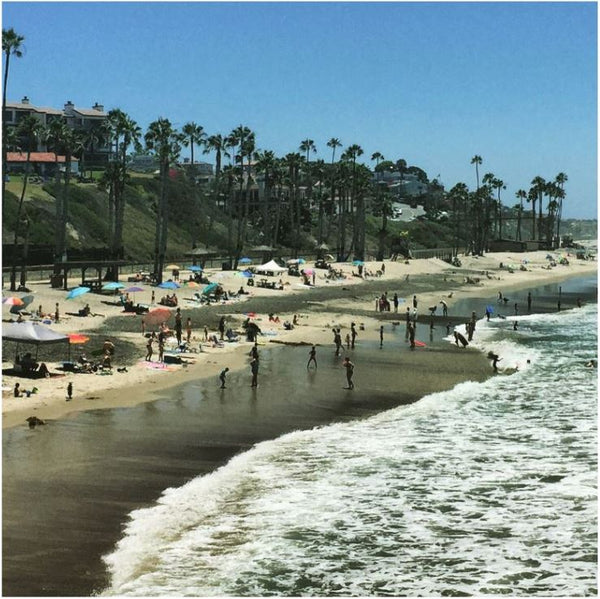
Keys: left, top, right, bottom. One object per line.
{"left": 66, "top": 382, "right": 73, "bottom": 401}
{"left": 219, "top": 367, "right": 229, "bottom": 389}
{"left": 145, "top": 336, "right": 154, "bottom": 361}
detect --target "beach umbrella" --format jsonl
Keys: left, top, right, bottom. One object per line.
{"left": 187, "top": 265, "right": 203, "bottom": 272}
{"left": 325, "top": 254, "right": 335, "bottom": 261}
{"left": 102, "top": 281, "right": 125, "bottom": 291}
{"left": 68, "top": 333, "right": 90, "bottom": 344}
{"left": 158, "top": 281, "right": 180, "bottom": 290}
{"left": 286, "top": 259, "right": 300, "bottom": 265}
{"left": 166, "top": 264, "right": 181, "bottom": 270}
{"left": 352, "top": 260, "right": 364, "bottom": 266}
{"left": 239, "top": 257, "right": 252, "bottom": 264}
{"left": 298, "top": 258, "right": 306, "bottom": 264}
{"left": 2, "top": 297, "right": 25, "bottom": 306}
{"left": 304, "top": 268, "right": 314, "bottom": 275}
{"left": 239, "top": 270, "right": 253, "bottom": 278}
{"left": 66, "top": 287, "right": 91, "bottom": 300}
{"left": 125, "top": 286, "right": 144, "bottom": 293}
{"left": 143, "top": 307, "right": 172, "bottom": 326}
{"left": 201, "top": 282, "right": 219, "bottom": 295}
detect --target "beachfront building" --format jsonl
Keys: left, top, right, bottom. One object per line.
{"left": 4, "top": 97, "right": 110, "bottom": 167}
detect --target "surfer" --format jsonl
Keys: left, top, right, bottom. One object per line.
{"left": 488, "top": 351, "right": 501, "bottom": 372}
{"left": 454, "top": 330, "right": 468, "bottom": 348}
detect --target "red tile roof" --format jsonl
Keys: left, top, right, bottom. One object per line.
{"left": 7, "top": 152, "right": 78, "bottom": 163}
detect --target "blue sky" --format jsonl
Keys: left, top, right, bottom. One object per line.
{"left": 3, "top": 1, "right": 597, "bottom": 218}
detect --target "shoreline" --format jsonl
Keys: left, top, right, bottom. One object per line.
{"left": 2, "top": 252, "right": 597, "bottom": 429}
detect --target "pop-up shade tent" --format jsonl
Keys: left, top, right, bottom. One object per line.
{"left": 2, "top": 322, "right": 70, "bottom": 362}
{"left": 255, "top": 259, "right": 286, "bottom": 274}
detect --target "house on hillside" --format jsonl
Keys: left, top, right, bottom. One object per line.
{"left": 4, "top": 97, "right": 110, "bottom": 167}
{"left": 6, "top": 152, "right": 79, "bottom": 177}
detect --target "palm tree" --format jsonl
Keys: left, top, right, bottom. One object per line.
{"left": 531, "top": 176, "right": 546, "bottom": 240}
{"left": 2, "top": 27, "right": 25, "bottom": 196}
{"left": 371, "top": 151, "right": 384, "bottom": 169}
{"left": 515, "top": 189, "right": 527, "bottom": 241}
{"left": 81, "top": 122, "right": 108, "bottom": 179}
{"left": 299, "top": 139, "right": 316, "bottom": 204}
{"left": 345, "top": 144, "right": 364, "bottom": 259}
{"left": 448, "top": 182, "right": 469, "bottom": 254}
{"left": 9, "top": 114, "right": 44, "bottom": 290}
{"left": 555, "top": 172, "right": 568, "bottom": 241}
{"left": 181, "top": 121, "right": 205, "bottom": 172}
{"left": 492, "top": 177, "right": 505, "bottom": 238}
{"left": 145, "top": 118, "right": 181, "bottom": 282}
{"left": 471, "top": 155, "right": 482, "bottom": 189}
{"left": 282, "top": 152, "right": 304, "bottom": 256}
{"left": 526, "top": 186, "right": 538, "bottom": 241}
{"left": 326, "top": 138, "right": 342, "bottom": 252}
{"left": 204, "top": 133, "right": 227, "bottom": 179}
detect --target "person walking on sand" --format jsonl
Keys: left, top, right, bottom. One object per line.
{"left": 351, "top": 322, "right": 357, "bottom": 349}
{"left": 345, "top": 332, "right": 351, "bottom": 349}
{"left": 413, "top": 295, "right": 418, "bottom": 309}
{"left": 158, "top": 337, "right": 165, "bottom": 363}
{"left": 250, "top": 358, "right": 259, "bottom": 387}
{"left": 67, "top": 382, "right": 73, "bottom": 401}
{"left": 151, "top": 290, "right": 155, "bottom": 304}
{"left": 527, "top": 291, "right": 532, "bottom": 312}
{"left": 405, "top": 307, "right": 411, "bottom": 340}
{"left": 219, "top": 367, "right": 229, "bottom": 388}
{"left": 174, "top": 308, "right": 183, "bottom": 345}
{"left": 54, "top": 303, "right": 60, "bottom": 323}
{"left": 307, "top": 345, "right": 317, "bottom": 369}
{"left": 186, "top": 317, "right": 192, "bottom": 344}
{"left": 203, "top": 325, "right": 209, "bottom": 342}
{"left": 379, "top": 325, "right": 384, "bottom": 348}
{"left": 218, "top": 316, "right": 226, "bottom": 340}
{"left": 343, "top": 357, "right": 355, "bottom": 389}
{"left": 393, "top": 293, "right": 399, "bottom": 313}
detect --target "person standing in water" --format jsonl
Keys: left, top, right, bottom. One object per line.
{"left": 379, "top": 325, "right": 384, "bottom": 348}
{"left": 350, "top": 322, "right": 357, "bottom": 349}
{"left": 307, "top": 345, "right": 317, "bottom": 369}
{"left": 250, "top": 358, "right": 259, "bottom": 387}
{"left": 527, "top": 291, "right": 532, "bottom": 312}
{"left": 343, "top": 357, "right": 355, "bottom": 389}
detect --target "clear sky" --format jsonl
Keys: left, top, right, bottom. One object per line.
{"left": 2, "top": 1, "right": 597, "bottom": 218}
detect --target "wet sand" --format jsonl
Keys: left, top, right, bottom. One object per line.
{"left": 2, "top": 274, "right": 597, "bottom": 597}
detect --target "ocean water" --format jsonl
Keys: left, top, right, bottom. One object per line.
{"left": 102, "top": 303, "right": 597, "bottom": 597}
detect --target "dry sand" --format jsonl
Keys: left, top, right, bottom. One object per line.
{"left": 2, "top": 251, "right": 596, "bottom": 429}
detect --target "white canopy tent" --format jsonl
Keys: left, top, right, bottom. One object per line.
{"left": 2, "top": 322, "right": 70, "bottom": 363}
{"left": 255, "top": 260, "right": 287, "bottom": 275}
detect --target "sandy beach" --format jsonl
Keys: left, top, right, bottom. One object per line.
{"left": 2, "top": 250, "right": 597, "bottom": 430}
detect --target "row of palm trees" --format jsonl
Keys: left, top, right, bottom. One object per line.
{"left": 463, "top": 155, "right": 568, "bottom": 255}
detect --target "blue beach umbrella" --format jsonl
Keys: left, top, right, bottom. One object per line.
{"left": 298, "top": 258, "right": 306, "bottom": 264}
{"left": 240, "top": 270, "right": 253, "bottom": 278}
{"left": 158, "top": 281, "right": 180, "bottom": 290}
{"left": 102, "top": 281, "right": 125, "bottom": 291}
{"left": 188, "top": 265, "right": 203, "bottom": 272}
{"left": 352, "top": 260, "right": 364, "bottom": 266}
{"left": 202, "top": 282, "right": 219, "bottom": 295}
{"left": 239, "top": 257, "right": 252, "bottom": 265}
{"left": 66, "top": 287, "right": 91, "bottom": 300}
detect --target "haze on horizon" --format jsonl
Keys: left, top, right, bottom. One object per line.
{"left": 2, "top": 1, "right": 597, "bottom": 219}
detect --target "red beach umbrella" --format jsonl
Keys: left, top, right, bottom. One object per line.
{"left": 68, "top": 334, "right": 90, "bottom": 344}
{"left": 2, "top": 297, "right": 25, "bottom": 306}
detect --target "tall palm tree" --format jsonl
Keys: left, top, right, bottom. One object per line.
{"left": 2, "top": 27, "right": 25, "bottom": 196}
{"left": 9, "top": 114, "right": 44, "bottom": 290}
{"left": 299, "top": 139, "right": 316, "bottom": 205}
{"left": 282, "top": 152, "right": 304, "bottom": 256}
{"left": 371, "top": 151, "right": 384, "bottom": 169}
{"left": 145, "top": 118, "right": 181, "bottom": 282}
{"left": 326, "top": 138, "right": 342, "bottom": 251}
{"left": 345, "top": 144, "right": 364, "bottom": 258}
{"left": 471, "top": 155, "right": 482, "bottom": 189}
{"left": 515, "top": 189, "right": 527, "bottom": 241}
{"left": 554, "top": 172, "right": 568, "bottom": 241}
{"left": 530, "top": 176, "right": 546, "bottom": 240}
{"left": 181, "top": 121, "right": 205, "bottom": 169}
{"left": 526, "top": 186, "right": 538, "bottom": 241}
{"left": 204, "top": 133, "right": 227, "bottom": 179}
{"left": 492, "top": 177, "right": 505, "bottom": 238}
